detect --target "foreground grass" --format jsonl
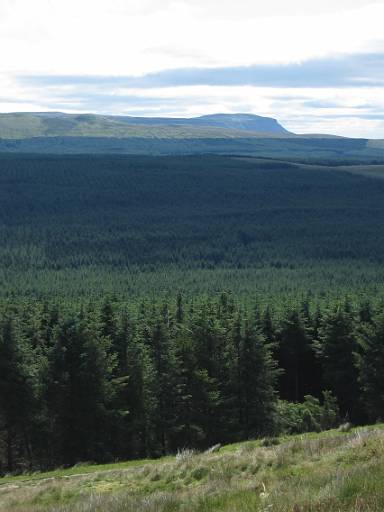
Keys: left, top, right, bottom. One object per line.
{"left": 1, "top": 425, "right": 384, "bottom": 511}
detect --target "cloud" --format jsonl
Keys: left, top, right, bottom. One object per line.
{"left": 3, "top": 79, "right": 384, "bottom": 137}
{"left": 2, "top": 1, "right": 384, "bottom": 137}
{"left": 0, "top": 53, "right": 381, "bottom": 137}
{"left": 18, "top": 53, "right": 384, "bottom": 90}
{"left": 2, "top": 1, "right": 384, "bottom": 76}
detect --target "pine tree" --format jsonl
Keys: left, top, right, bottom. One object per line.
{"left": 113, "top": 310, "right": 131, "bottom": 376}
{"left": 189, "top": 305, "right": 228, "bottom": 444}
{"left": 277, "top": 309, "right": 319, "bottom": 402}
{"left": 356, "top": 314, "right": 384, "bottom": 421}
{"left": 0, "top": 318, "right": 34, "bottom": 471}
{"left": 150, "top": 319, "right": 177, "bottom": 454}
{"left": 123, "top": 329, "right": 147, "bottom": 457}
{"left": 171, "top": 334, "right": 218, "bottom": 450}
{"left": 175, "top": 293, "right": 184, "bottom": 324}
{"left": 46, "top": 315, "right": 116, "bottom": 465}
{"left": 261, "top": 306, "right": 275, "bottom": 344}
{"left": 318, "top": 306, "right": 360, "bottom": 421}
{"left": 109, "top": 315, "right": 147, "bottom": 460}
{"left": 226, "top": 315, "right": 243, "bottom": 437}
{"left": 239, "top": 321, "right": 278, "bottom": 437}
{"left": 358, "top": 301, "right": 373, "bottom": 324}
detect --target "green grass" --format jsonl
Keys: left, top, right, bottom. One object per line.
{"left": 1, "top": 425, "right": 383, "bottom": 511}
{"left": 0, "top": 114, "right": 384, "bottom": 162}
{"left": 0, "top": 457, "right": 172, "bottom": 486}
{"left": 0, "top": 113, "right": 286, "bottom": 140}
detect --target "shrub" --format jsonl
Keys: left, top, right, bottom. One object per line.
{"left": 260, "top": 437, "right": 280, "bottom": 447}
{"left": 275, "top": 391, "right": 340, "bottom": 435}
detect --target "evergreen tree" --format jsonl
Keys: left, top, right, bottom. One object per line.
{"left": 356, "top": 314, "right": 384, "bottom": 421}
{"left": 318, "top": 306, "right": 361, "bottom": 421}
{"left": 46, "top": 316, "right": 116, "bottom": 465}
{"left": 0, "top": 295, "right": 381, "bottom": 472}
{"left": 277, "top": 309, "right": 320, "bottom": 402}
{"left": 261, "top": 306, "right": 275, "bottom": 345}
{"left": 113, "top": 310, "right": 131, "bottom": 376}
{"left": 239, "top": 322, "right": 278, "bottom": 437}
{"left": 0, "top": 318, "right": 34, "bottom": 471}
{"left": 358, "top": 301, "right": 373, "bottom": 324}
{"left": 225, "top": 316, "right": 243, "bottom": 437}
{"left": 175, "top": 293, "right": 184, "bottom": 324}
{"left": 110, "top": 316, "right": 147, "bottom": 460}
{"left": 189, "top": 305, "right": 228, "bottom": 443}
{"left": 171, "top": 334, "right": 218, "bottom": 450}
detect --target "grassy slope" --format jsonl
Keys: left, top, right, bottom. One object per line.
{"left": 0, "top": 113, "right": 289, "bottom": 139}
{"left": 1, "top": 425, "right": 384, "bottom": 511}
{"left": 0, "top": 113, "right": 383, "bottom": 161}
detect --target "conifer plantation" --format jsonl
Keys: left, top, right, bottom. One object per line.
{"left": 0, "top": 294, "right": 383, "bottom": 473}
{"left": 3, "top": 0, "right": 384, "bottom": 508}
{"left": 1, "top": 153, "right": 384, "bottom": 476}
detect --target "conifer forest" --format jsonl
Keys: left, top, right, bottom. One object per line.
{"left": 1, "top": 153, "right": 384, "bottom": 473}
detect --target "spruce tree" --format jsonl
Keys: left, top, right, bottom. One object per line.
{"left": 150, "top": 320, "right": 177, "bottom": 454}
{"left": 318, "top": 306, "right": 360, "bottom": 421}
{"left": 46, "top": 315, "right": 116, "bottom": 465}
{"left": 356, "top": 314, "right": 384, "bottom": 421}
{"left": 0, "top": 318, "right": 34, "bottom": 471}
{"left": 171, "top": 334, "right": 218, "bottom": 450}
{"left": 239, "top": 322, "right": 278, "bottom": 437}
{"left": 277, "top": 309, "right": 319, "bottom": 402}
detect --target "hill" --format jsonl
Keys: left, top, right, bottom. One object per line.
{"left": 0, "top": 112, "right": 383, "bottom": 161}
{"left": 0, "top": 112, "right": 290, "bottom": 139}
{"left": 1, "top": 425, "right": 383, "bottom": 511}
{"left": 115, "top": 112, "right": 291, "bottom": 134}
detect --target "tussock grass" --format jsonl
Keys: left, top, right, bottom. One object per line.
{"left": 1, "top": 425, "right": 384, "bottom": 511}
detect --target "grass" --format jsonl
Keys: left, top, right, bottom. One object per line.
{"left": 0, "top": 113, "right": 286, "bottom": 140}
{"left": 1, "top": 425, "right": 384, "bottom": 511}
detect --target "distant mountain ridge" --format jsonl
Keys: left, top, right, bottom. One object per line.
{"left": 0, "top": 112, "right": 291, "bottom": 139}
{"left": 0, "top": 111, "right": 383, "bottom": 161}
{"left": 114, "top": 113, "right": 290, "bottom": 134}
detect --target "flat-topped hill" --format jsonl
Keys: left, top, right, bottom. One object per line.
{"left": 0, "top": 112, "right": 290, "bottom": 139}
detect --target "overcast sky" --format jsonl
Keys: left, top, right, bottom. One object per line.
{"left": 1, "top": 0, "right": 384, "bottom": 137}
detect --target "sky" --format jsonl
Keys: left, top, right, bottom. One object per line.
{"left": 1, "top": 0, "right": 384, "bottom": 137}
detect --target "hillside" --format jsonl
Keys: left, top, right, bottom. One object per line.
{"left": 0, "top": 112, "right": 290, "bottom": 139}
{"left": 0, "top": 112, "right": 383, "bottom": 161}
{"left": 115, "top": 112, "right": 291, "bottom": 133}
{"left": 1, "top": 425, "right": 383, "bottom": 511}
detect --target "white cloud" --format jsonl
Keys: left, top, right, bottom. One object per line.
{"left": 3, "top": 76, "right": 384, "bottom": 136}
{"left": 1, "top": 1, "right": 384, "bottom": 136}
{"left": 1, "top": 0, "right": 384, "bottom": 75}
